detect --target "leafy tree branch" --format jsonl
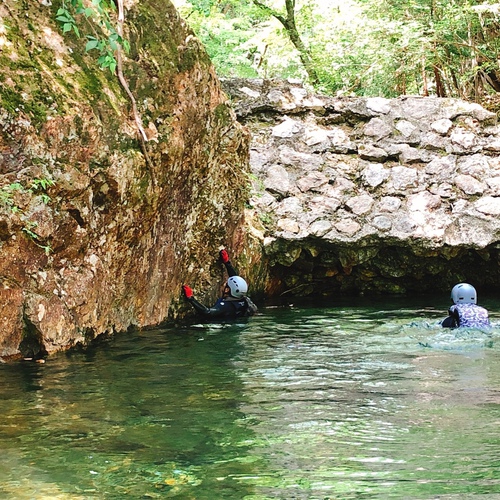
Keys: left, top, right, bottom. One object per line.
{"left": 251, "top": 0, "right": 319, "bottom": 84}
{"left": 56, "top": 0, "right": 154, "bottom": 178}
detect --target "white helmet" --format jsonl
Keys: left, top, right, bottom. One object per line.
{"left": 451, "top": 283, "right": 477, "bottom": 304}
{"left": 227, "top": 276, "right": 248, "bottom": 298}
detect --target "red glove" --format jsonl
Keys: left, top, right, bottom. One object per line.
{"left": 220, "top": 249, "right": 230, "bottom": 263}
{"left": 182, "top": 285, "right": 193, "bottom": 299}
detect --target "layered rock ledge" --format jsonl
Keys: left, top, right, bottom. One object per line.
{"left": 223, "top": 78, "right": 500, "bottom": 296}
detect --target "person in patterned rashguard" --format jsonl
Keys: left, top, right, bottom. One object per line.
{"left": 441, "top": 283, "right": 490, "bottom": 328}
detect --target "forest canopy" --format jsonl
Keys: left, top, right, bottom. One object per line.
{"left": 171, "top": 0, "right": 500, "bottom": 102}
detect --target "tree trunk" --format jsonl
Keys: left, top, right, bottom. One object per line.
{"left": 252, "top": 0, "right": 319, "bottom": 85}
{"left": 433, "top": 65, "right": 447, "bottom": 97}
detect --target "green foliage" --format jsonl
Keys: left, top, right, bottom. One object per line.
{"left": 175, "top": 0, "right": 267, "bottom": 78}
{"left": 55, "top": 6, "right": 80, "bottom": 36}
{"left": 0, "top": 183, "right": 24, "bottom": 209}
{"left": 31, "top": 178, "right": 55, "bottom": 204}
{"left": 0, "top": 179, "right": 55, "bottom": 254}
{"left": 22, "top": 221, "right": 52, "bottom": 255}
{"left": 22, "top": 222, "right": 41, "bottom": 243}
{"left": 56, "top": 0, "right": 130, "bottom": 73}
{"left": 360, "top": 0, "right": 500, "bottom": 99}
{"left": 0, "top": 177, "right": 54, "bottom": 210}
{"left": 172, "top": 0, "right": 500, "bottom": 101}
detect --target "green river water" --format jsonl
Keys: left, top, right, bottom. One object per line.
{"left": 1, "top": 295, "right": 500, "bottom": 499}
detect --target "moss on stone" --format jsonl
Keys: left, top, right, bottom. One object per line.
{"left": 0, "top": 87, "right": 48, "bottom": 124}
{"left": 214, "top": 104, "right": 233, "bottom": 127}
{"left": 137, "top": 174, "right": 152, "bottom": 200}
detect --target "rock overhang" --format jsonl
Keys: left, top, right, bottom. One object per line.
{"left": 223, "top": 78, "right": 500, "bottom": 297}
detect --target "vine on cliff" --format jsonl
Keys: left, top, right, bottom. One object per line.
{"left": 56, "top": 0, "right": 154, "bottom": 177}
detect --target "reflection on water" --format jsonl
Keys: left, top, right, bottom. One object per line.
{"left": 1, "top": 296, "right": 500, "bottom": 499}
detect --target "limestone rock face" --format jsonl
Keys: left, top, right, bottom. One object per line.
{"left": 0, "top": 2, "right": 249, "bottom": 359}
{"left": 223, "top": 78, "right": 500, "bottom": 297}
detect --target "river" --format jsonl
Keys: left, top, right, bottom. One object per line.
{"left": 1, "top": 295, "right": 499, "bottom": 499}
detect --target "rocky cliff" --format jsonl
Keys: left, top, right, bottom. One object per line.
{"left": 0, "top": 1, "right": 249, "bottom": 360}
{"left": 222, "top": 78, "right": 500, "bottom": 298}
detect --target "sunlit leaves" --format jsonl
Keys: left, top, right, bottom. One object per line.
{"left": 56, "top": 0, "right": 128, "bottom": 73}
{"left": 55, "top": 8, "right": 80, "bottom": 36}
{"left": 172, "top": 0, "right": 500, "bottom": 100}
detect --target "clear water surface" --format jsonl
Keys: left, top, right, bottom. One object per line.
{"left": 1, "top": 295, "right": 500, "bottom": 499}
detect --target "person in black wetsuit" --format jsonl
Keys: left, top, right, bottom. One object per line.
{"left": 182, "top": 249, "right": 257, "bottom": 319}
